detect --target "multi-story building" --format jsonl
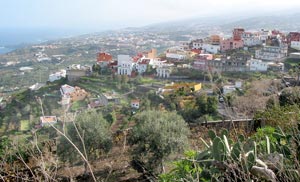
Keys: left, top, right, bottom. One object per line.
{"left": 193, "top": 54, "right": 213, "bottom": 71}
{"left": 136, "top": 59, "right": 150, "bottom": 74}
{"left": 223, "top": 53, "right": 249, "bottom": 72}
{"left": 242, "top": 32, "right": 262, "bottom": 47}
{"left": 178, "top": 41, "right": 190, "bottom": 51}
{"left": 259, "top": 29, "right": 272, "bottom": 44}
{"left": 220, "top": 28, "right": 245, "bottom": 52}
{"left": 248, "top": 59, "right": 268, "bottom": 71}
{"left": 117, "top": 55, "right": 134, "bottom": 76}
{"left": 207, "top": 58, "right": 225, "bottom": 72}
{"left": 208, "top": 53, "right": 250, "bottom": 72}
{"left": 255, "top": 45, "right": 288, "bottom": 61}
{"left": 191, "top": 39, "right": 204, "bottom": 50}
{"left": 156, "top": 63, "right": 174, "bottom": 78}
{"left": 233, "top": 28, "right": 245, "bottom": 41}
{"left": 220, "top": 39, "right": 244, "bottom": 52}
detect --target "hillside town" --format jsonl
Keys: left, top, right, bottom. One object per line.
{"left": 1, "top": 26, "right": 300, "bottom": 181}
{"left": 16, "top": 27, "right": 296, "bottom": 127}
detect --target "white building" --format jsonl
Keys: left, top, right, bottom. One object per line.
{"left": 149, "top": 58, "right": 167, "bottom": 68}
{"left": 255, "top": 45, "right": 288, "bottom": 61}
{"left": 156, "top": 64, "right": 174, "bottom": 78}
{"left": 242, "top": 32, "right": 262, "bottom": 47}
{"left": 259, "top": 29, "right": 272, "bottom": 44}
{"left": 202, "top": 43, "right": 220, "bottom": 54}
{"left": 117, "top": 55, "right": 133, "bottom": 76}
{"left": 267, "top": 62, "right": 284, "bottom": 72}
{"left": 248, "top": 59, "right": 268, "bottom": 71}
{"left": 60, "top": 84, "right": 75, "bottom": 97}
{"left": 291, "top": 41, "right": 300, "bottom": 50}
{"left": 136, "top": 59, "right": 150, "bottom": 74}
{"left": 179, "top": 41, "right": 190, "bottom": 51}
{"left": 166, "top": 52, "right": 187, "bottom": 60}
{"left": 48, "top": 70, "right": 66, "bottom": 82}
{"left": 191, "top": 39, "right": 204, "bottom": 49}
{"left": 40, "top": 116, "right": 58, "bottom": 127}
{"left": 223, "top": 81, "right": 242, "bottom": 95}
{"left": 131, "top": 99, "right": 140, "bottom": 109}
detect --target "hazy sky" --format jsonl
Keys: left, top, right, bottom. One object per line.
{"left": 1, "top": 0, "right": 300, "bottom": 31}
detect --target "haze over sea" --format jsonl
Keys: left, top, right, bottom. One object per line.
{"left": 0, "top": 28, "right": 90, "bottom": 54}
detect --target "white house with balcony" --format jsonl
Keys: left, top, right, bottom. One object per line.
{"left": 156, "top": 63, "right": 174, "bottom": 78}
{"left": 117, "top": 55, "right": 134, "bottom": 76}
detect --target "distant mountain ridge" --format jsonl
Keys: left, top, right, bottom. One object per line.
{"left": 139, "top": 12, "right": 300, "bottom": 33}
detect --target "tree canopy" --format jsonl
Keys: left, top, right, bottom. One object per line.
{"left": 58, "top": 110, "right": 112, "bottom": 165}
{"left": 129, "top": 110, "right": 190, "bottom": 174}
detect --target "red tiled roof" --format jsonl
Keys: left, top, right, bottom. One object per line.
{"left": 97, "top": 52, "right": 112, "bottom": 62}
{"left": 131, "top": 99, "right": 140, "bottom": 104}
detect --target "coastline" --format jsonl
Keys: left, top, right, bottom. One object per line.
{"left": 0, "top": 47, "right": 15, "bottom": 55}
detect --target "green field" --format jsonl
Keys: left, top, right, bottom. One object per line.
{"left": 20, "top": 120, "right": 30, "bottom": 131}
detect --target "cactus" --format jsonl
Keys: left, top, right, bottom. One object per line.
{"left": 221, "top": 129, "right": 229, "bottom": 137}
{"left": 238, "top": 134, "right": 245, "bottom": 142}
{"left": 196, "top": 150, "right": 210, "bottom": 161}
{"left": 231, "top": 142, "right": 241, "bottom": 161}
{"left": 212, "top": 136, "right": 226, "bottom": 161}
{"left": 208, "top": 130, "right": 216, "bottom": 141}
{"left": 247, "top": 151, "right": 255, "bottom": 171}
{"left": 223, "top": 135, "right": 231, "bottom": 155}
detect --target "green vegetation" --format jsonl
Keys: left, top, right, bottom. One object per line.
{"left": 58, "top": 110, "right": 112, "bottom": 173}
{"left": 70, "top": 100, "right": 87, "bottom": 112}
{"left": 129, "top": 110, "right": 190, "bottom": 174}
{"left": 160, "top": 126, "right": 300, "bottom": 181}
{"left": 20, "top": 120, "right": 30, "bottom": 131}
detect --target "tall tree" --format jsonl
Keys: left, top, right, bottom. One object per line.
{"left": 58, "top": 110, "right": 112, "bottom": 173}
{"left": 129, "top": 110, "right": 190, "bottom": 174}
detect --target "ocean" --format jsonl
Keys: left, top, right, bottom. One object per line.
{"left": 0, "top": 47, "right": 14, "bottom": 54}
{"left": 0, "top": 28, "right": 89, "bottom": 54}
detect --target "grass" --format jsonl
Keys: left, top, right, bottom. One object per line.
{"left": 71, "top": 100, "right": 87, "bottom": 111}
{"left": 20, "top": 120, "right": 30, "bottom": 131}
